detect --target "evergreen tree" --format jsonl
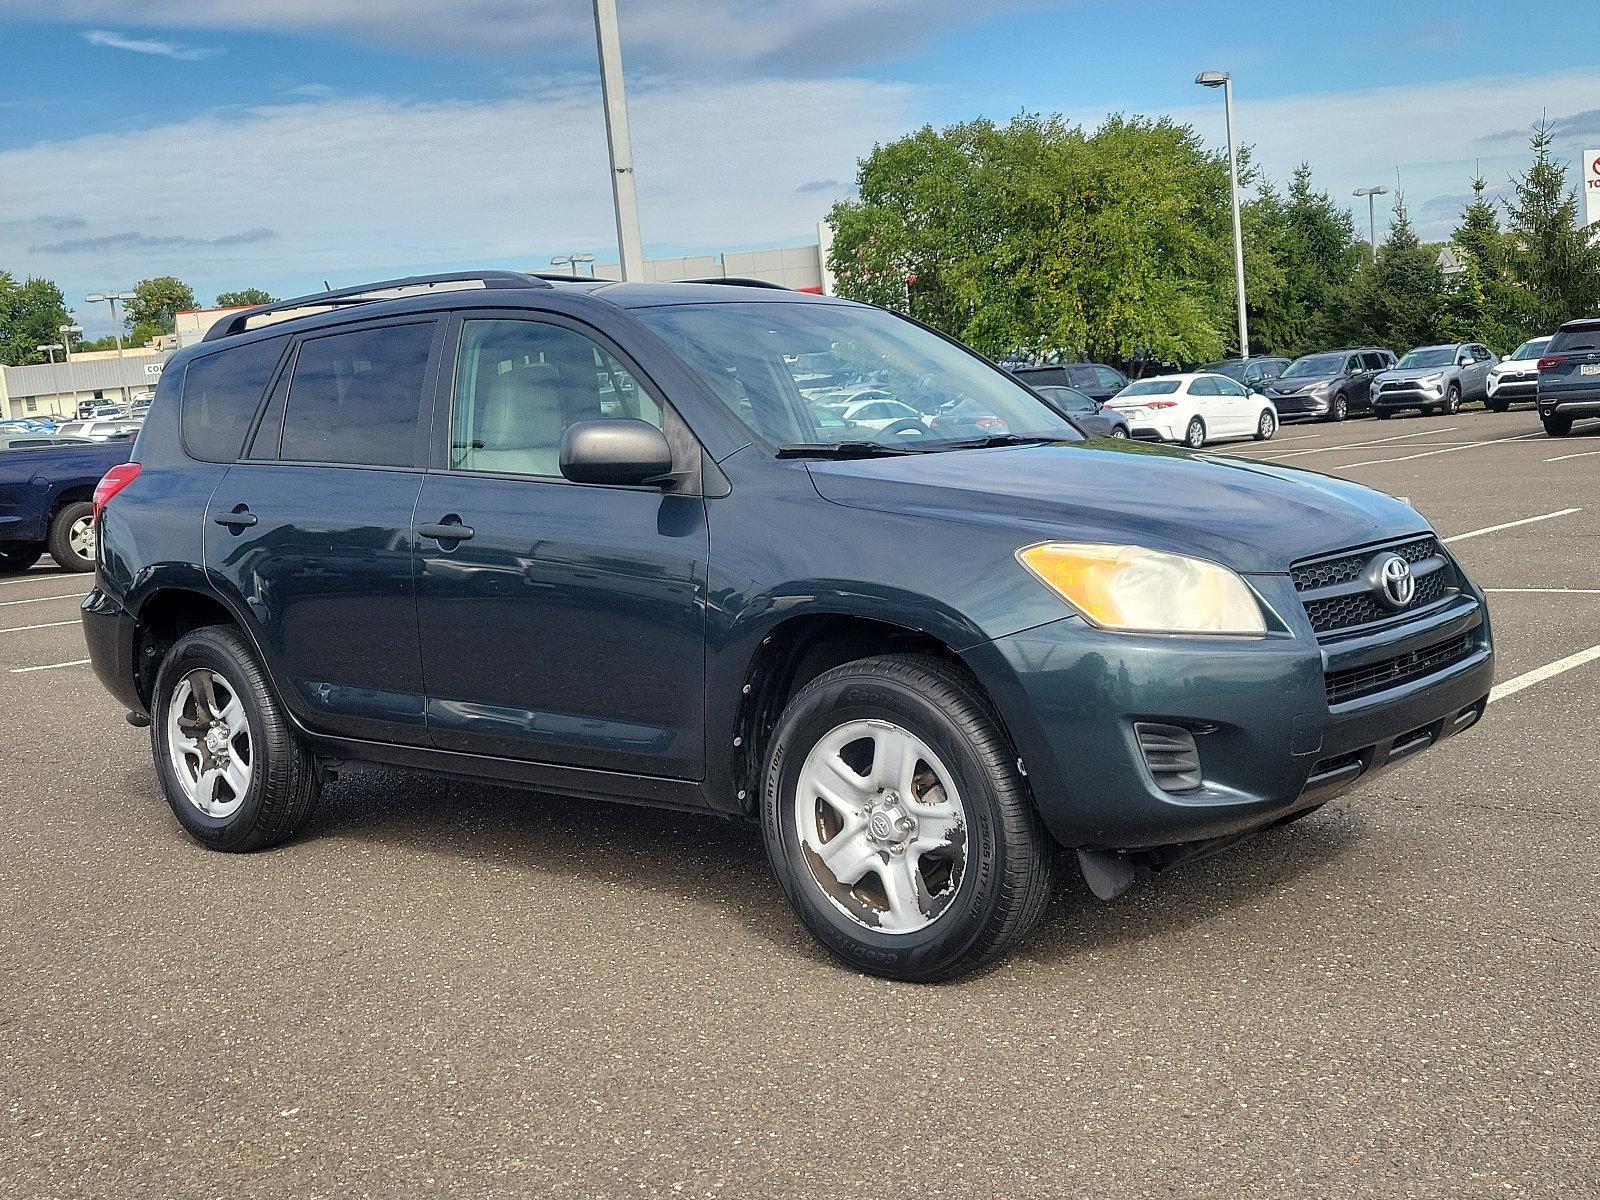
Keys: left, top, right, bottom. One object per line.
{"left": 1504, "top": 121, "right": 1600, "bottom": 333}
{"left": 1445, "top": 176, "right": 1520, "bottom": 350}
{"left": 0, "top": 273, "right": 72, "bottom": 365}
{"left": 1353, "top": 196, "right": 1448, "bottom": 351}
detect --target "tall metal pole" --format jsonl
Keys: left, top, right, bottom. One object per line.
{"left": 1221, "top": 78, "right": 1249, "bottom": 360}
{"left": 593, "top": 0, "right": 645, "bottom": 281}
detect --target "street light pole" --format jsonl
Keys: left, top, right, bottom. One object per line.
{"left": 1197, "top": 71, "right": 1249, "bottom": 359}
{"left": 58, "top": 323, "right": 84, "bottom": 416}
{"left": 86, "top": 290, "right": 136, "bottom": 359}
{"left": 1352, "top": 186, "right": 1390, "bottom": 259}
{"left": 35, "top": 342, "right": 63, "bottom": 364}
{"left": 552, "top": 253, "right": 597, "bottom": 277}
{"left": 593, "top": 0, "right": 645, "bottom": 282}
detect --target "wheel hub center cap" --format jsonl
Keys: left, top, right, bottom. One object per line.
{"left": 868, "top": 793, "right": 916, "bottom": 846}
{"left": 868, "top": 810, "right": 896, "bottom": 840}
{"left": 205, "top": 725, "right": 231, "bottom": 758}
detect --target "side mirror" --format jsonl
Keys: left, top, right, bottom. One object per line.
{"left": 560, "top": 419, "right": 675, "bottom": 487}
{"left": 1500, "top": 354, "right": 1510, "bottom": 362}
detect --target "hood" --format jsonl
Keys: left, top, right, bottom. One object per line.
{"left": 805, "top": 440, "right": 1427, "bottom": 574}
{"left": 1382, "top": 366, "right": 1452, "bottom": 382}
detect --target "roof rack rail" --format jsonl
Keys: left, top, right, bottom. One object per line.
{"left": 202, "top": 271, "right": 553, "bottom": 342}
{"left": 680, "top": 277, "right": 792, "bottom": 290}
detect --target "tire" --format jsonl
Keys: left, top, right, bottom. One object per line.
{"left": 1183, "top": 417, "right": 1206, "bottom": 449}
{"left": 1327, "top": 394, "right": 1349, "bottom": 423}
{"left": 1443, "top": 385, "right": 1461, "bottom": 415}
{"left": 150, "top": 625, "right": 322, "bottom": 852}
{"left": 1375, "top": 409, "right": 1392, "bottom": 420}
{"left": 1487, "top": 399, "right": 1510, "bottom": 413}
{"left": 760, "top": 654, "right": 1057, "bottom": 982}
{"left": 46, "top": 501, "right": 97, "bottom": 572}
{"left": 1542, "top": 415, "right": 1573, "bottom": 437}
{"left": 1109, "top": 426, "right": 1128, "bottom": 439}
{"left": 1254, "top": 408, "right": 1277, "bottom": 441}
{"left": 0, "top": 544, "right": 44, "bottom": 574}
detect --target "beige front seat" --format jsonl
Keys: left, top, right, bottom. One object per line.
{"left": 467, "top": 361, "right": 566, "bottom": 477}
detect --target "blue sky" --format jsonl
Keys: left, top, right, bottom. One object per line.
{"left": 2, "top": 0, "right": 1597, "bottom": 338}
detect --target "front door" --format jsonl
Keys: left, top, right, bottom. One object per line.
{"left": 204, "top": 318, "right": 439, "bottom": 743}
{"left": 414, "top": 315, "right": 708, "bottom": 779}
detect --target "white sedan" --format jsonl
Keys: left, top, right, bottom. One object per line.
{"left": 834, "top": 397, "right": 926, "bottom": 431}
{"left": 1106, "top": 372, "right": 1278, "bottom": 448}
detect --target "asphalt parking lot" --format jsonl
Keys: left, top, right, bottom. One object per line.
{"left": 3, "top": 407, "right": 1597, "bottom": 1199}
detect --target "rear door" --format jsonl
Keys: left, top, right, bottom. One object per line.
{"left": 412, "top": 313, "right": 708, "bottom": 778}
{"left": 204, "top": 318, "right": 440, "bottom": 743}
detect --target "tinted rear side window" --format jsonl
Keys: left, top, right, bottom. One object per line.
{"left": 181, "top": 338, "right": 286, "bottom": 463}
{"left": 281, "top": 322, "right": 434, "bottom": 467}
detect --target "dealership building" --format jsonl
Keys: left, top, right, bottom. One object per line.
{"left": 1, "top": 349, "right": 171, "bottom": 421}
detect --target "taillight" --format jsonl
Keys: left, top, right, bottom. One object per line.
{"left": 1537, "top": 355, "right": 1568, "bottom": 371}
{"left": 1146, "top": 400, "right": 1179, "bottom": 409}
{"left": 93, "top": 463, "right": 141, "bottom": 522}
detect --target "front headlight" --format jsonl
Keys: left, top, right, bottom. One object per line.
{"left": 1420, "top": 373, "right": 1444, "bottom": 386}
{"left": 1016, "top": 542, "right": 1266, "bottom": 636}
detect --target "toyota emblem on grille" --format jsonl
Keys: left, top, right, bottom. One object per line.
{"left": 1373, "top": 553, "right": 1415, "bottom": 609}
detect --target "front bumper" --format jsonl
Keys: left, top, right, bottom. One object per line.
{"left": 1487, "top": 374, "right": 1537, "bottom": 401}
{"left": 1267, "top": 392, "right": 1330, "bottom": 418}
{"left": 1373, "top": 384, "right": 1445, "bottom": 411}
{"left": 961, "top": 577, "right": 1493, "bottom": 852}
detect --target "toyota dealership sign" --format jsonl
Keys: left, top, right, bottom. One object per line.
{"left": 1588, "top": 148, "right": 1600, "bottom": 231}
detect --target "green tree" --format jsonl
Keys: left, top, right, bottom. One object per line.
{"left": 124, "top": 276, "right": 198, "bottom": 342}
{"left": 1444, "top": 176, "right": 1520, "bottom": 350}
{"left": 215, "top": 288, "right": 276, "bottom": 307}
{"left": 827, "top": 113, "right": 1236, "bottom": 365}
{"left": 1352, "top": 196, "right": 1448, "bottom": 351}
{"left": 0, "top": 272, "right": 72, "bottom": 365}
{"left": 1503, "top": 121, "right": 1600, "bottom": 333}
{"left": 1244, "top": 163, "right": 1366, "bottom": 357}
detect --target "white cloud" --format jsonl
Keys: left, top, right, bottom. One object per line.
{"left": 0, "top": 77, "right": 919, "bottom": 305}
{"left": 82, "top": 28, "right": 218, "bottom": 61}
{"left": 13, "top": 0, "right": 1044, "bottom": 70}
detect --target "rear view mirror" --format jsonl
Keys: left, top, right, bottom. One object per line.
{"left": 560, "top": 420, "right": 675, "bottom": 487}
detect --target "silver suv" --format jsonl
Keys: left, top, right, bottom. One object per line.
{"left": 1372, "top": 343, "right": 1495, "bottom": 418}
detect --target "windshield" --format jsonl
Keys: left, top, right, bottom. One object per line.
{"left": 635, "top": 301, "right": 1080, "bottom": 449}
{"left": 1398, "top": 347, "right": 1457, "bottom": 370}
{"left": 1281, "top": 353, "right": 1343, "bottom": 379}
{"left": 1117, "top": 379, "right": 1181, "bottom": 397}
{"left": 1511, "top": 338, "right": 1550, "bottom": 360}
{"left": 1201, "top": 360, "right": 1246, "bottom": 381}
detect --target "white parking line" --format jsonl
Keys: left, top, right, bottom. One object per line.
{"left": 1338, "top": 431, "right": 1544, "bottom": 469}
{"left": 1545, "top": 450, "right": 1600, "bottom": 462}
{"left": 1485, "top": 588, "right": 1600, "bottom": 595}
{"left": 1256, "top": 427, "right": 1453, "bottom": 461}
{"left": 0, "top": 574, "right": 70, "bottom": 588}
{"left": 0, "top": 592, "right": 88, "bottom": 608}
{"left": 0, "top": 619, "right": 80, "bottom": 634}
{"left": 9, "top": 658, "right": 90, "bottom": 674}
{"left": 1442, "top": 508, "right": 1582, "bottom": 544}
{"left": 1489, "top": 645, "right": 1600, "bottom": 704}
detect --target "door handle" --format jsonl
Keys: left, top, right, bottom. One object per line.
{"left": 213, "top": 507, "right": 257, "bottom": 530}
{"left": 418, "top": 517, "right": 475, "bottom": 544}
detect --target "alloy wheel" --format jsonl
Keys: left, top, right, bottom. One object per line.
{"left": 67, "top": 515, "right": 96, "bottom": 563}
{"left": 793, "top": 719, "right": 968, "bottom": 935}
{"left": 166, "top": 670, "right": 253, "bottom": 819}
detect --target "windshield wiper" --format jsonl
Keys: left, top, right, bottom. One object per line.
{"left": 931, "top": 433, "right": 1065, "bottom": 451}
{"left": 775, "top": 441, "right": 928, "bottom": 458}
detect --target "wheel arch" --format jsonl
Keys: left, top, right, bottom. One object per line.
{"left": 725, "top": 611, "right": 1000, "bottom": 817}
{"left": 127, "top": 584, "right": 273, "bottom": 711}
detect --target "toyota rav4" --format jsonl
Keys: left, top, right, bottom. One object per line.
{"left": 83, "top": 272, "right": 1494, "bottom": 981}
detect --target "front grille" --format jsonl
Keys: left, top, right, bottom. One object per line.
{"left": 1325, "top": 632, "right": 1477, "bottom": 705}
{"left": 1292, "top": 536, "right": 1436, "bottom": 593}
{"left": 1303, "top": 566, "right": 1452, "bottom": 633}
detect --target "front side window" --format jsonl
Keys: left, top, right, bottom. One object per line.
{"left": 451, "top": 319, "right": 660, "bottom": 478}
{"left": 1190, "top": 376, "right": 1220, "bottom": 396}
{"left": 1215, "top": 377, "right": 1247, "bottom": 397}
{"left": 281, "top": 323, "right": 434, "bottom": 467}
{"left": 1361, "top": 352, "right": 1388, "bottom": 371}
{"left": 636, "top": 301, "right": 1076, "bottom": 449}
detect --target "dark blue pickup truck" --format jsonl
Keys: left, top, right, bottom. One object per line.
{"left": 0, "top": 439, "right": 133, "bottom": 573}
